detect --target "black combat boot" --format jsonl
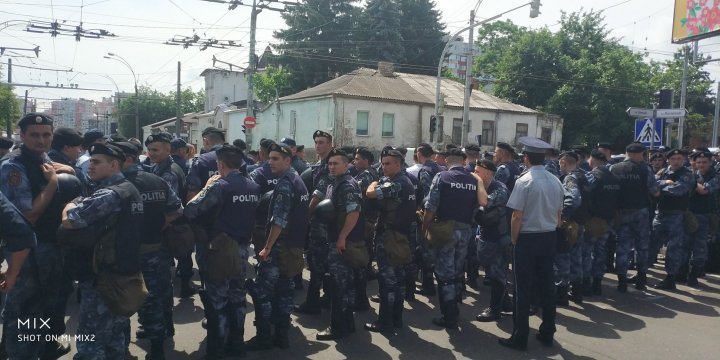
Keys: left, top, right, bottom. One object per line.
{"left": 617, "top": 274, "right": 628, "bottom": 293}
{"left": 634, "top": 271, "right": 647, "bottom": 290}
{"left": 582, "top": 277, "right": 593, "bottom": 296}
{"left": 392, "top": 299, "right": 404, "bottom": 329}
{"left": 353, "top": 269, "right": 371, "bottom": 311}
{"left": 687, "top": 266, "right": 700, "bottom": 287}
{"left": 320, "top": 273, "right": 332, "bottom": 309}
{"left": 145, "top": 339, "right": 165, "bottom": 360}
{"left": 404, "top": 275, "right": 417, "bottom": 302}
{"left": 225, "top": 302, "right": 246, "bottom": 358}
{"left": 345, "top": 308, "right": 356, "bottom": 334}
{"left": 294, "top": 274, "right": 322, "bottom": 315}
{"left": 205, "top": 304, "right": 226, "bottom": 360}
{"left": 179, "top": 278, "right": 197, "bottom": 298}
{"left": 655, "top": 274, "right": 676, "bottom": 290}
{"left": 40, "top": 341, "right": 71, "bottom": 360}
{"left": 245, "top": 305, "right": 274, "bottom": 351}
{"left": 433, "top": 300, "right": 459, "bottom": 329}
{"left": 556, "top": 285, "right": 569, "bottom": 306}
{"left": 293, "top": 273, "right": 304, "bottom": 290}
{"left": 592, "top": 277, "right": 603, "bottom": 296}
{"left": 364, "top": 297, "right": 393, "bottom": 333}
{"left": 569, "top": 281, "right": 583, "bottom": 305}
{"left": 477, "top": 281, "right": 503, "bottom": 322}
{"left": 317, "top": 304, "right": 347, "bottom": 340}
{"left": 272, "top": 315, "right": 291, "bottom": 349}
{"left": 415, "top": 268, "right": 436, "bottom": 296}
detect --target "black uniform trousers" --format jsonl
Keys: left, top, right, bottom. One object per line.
{"left": 511, "top": 231, "right": 557, "bottom": 345}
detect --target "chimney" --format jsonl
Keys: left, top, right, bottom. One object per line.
{"left": 378, "top": 61, "right": 395, "bottom": 77}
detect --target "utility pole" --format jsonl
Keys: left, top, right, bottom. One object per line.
{"left": 679, "top": 46, "right": 689, "bottom": 148}
{"left": 461, "top": 10, "right": 475, "bottom": 147}
{"left": 6, "top": 58, "right": 12, "bottom": 137}
{"left": 245, "top": 0, "right": 258, "bottom": 147}
{"left": 23, "top": 90, "right": 28, "bottom": 115}
{"left": 714, "top": 81, "right": 720, "bottom": 147}
{"left": 176, "top": 61, "right": 182, "bottom": 138}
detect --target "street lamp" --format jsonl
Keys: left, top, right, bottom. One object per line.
{"left": 104, "top": 52, "right": 139, "bottom": 138}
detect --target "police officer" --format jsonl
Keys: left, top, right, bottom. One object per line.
{"left": 422, "top": 148, "right": 480, "bottom": 328}
{"left": 0, "top": 113, "right": 75, "bottom": 359}
{"left": 352, "top": 147, "right": 378, "bottom": 311}
{"left": 61, "top": 143, "right": 144, "bottom": 359}
{"left": 315, "top": 148, "right": 363, "bottom": 340}
{"left": 280, "top": 137, "right": 308, "bottom": 174}
{"left": 414, "top": 143, "right": 441, "bottom": 297}
{"left": 586, "top": 150, "right": 620, "bottom": 295}
{"left": 76, "top": 128, "right": 105, "bottom": 175}
{"left": 649, "top": 148, "right": 694, "bottom": 290}
{"left": 246, "top": 143, "right": 309, "bottom": 351}
{"left": 498, "top": 137, "right": 563, "bottom": 352}
{"left": 596, "top": 143, "right": 617, "bottom": 166}
{"left": 249, "top": 139, "right": 283, "bottom": 195}
{"left": 685, "top": 150, "right": 718, "bottom": 286}
{"left": 561, "top": 151, "right": 592, "bottom": 304}
{"left": 610, "top": 142, "right": 660, "bottom": 292}
{"left": 493, "top": 142, "right": 520, "bottom": 191}
{"left": 555, "top": 151, "right": 583, "bottom": 306}
{"left": 114, "top": 141, "right": 183, "bottom": 359}
{"left": 473, "top": 159, "right": 511, "bottom": 322}
{"left": 364, "top": 149, "right": 416, "bottom": 333}
{"left": 187, "top": 127, "right": 226, "bottom": 200}
{"left": 572, "top": 145, "right": 592, "bottom": 172}
{"left": 295, "top": 130, "right": 333, "bottom": 314}
{"left": 650, "top": 152, "right": 665, "bottom": 174}
{"left": 185, "top": 145, "right": 260, "bottom": 359}
{"left": 170, "top": 138, "right": 190, "bottom": 175}
{"left": 544, "top": 148, "right": 561, "bottom": 177}
{"left": 49, "top": 127, "right": 83, "bottom": 168}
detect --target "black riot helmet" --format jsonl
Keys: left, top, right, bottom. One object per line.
{"left": 56, "top": 173, "right": 83, "bottom": 204}
{"left": 300, "top": 167, "right": 314, "bottom": 192}
{"left": 313, "top": 198, "right": 336, "bottom": 223}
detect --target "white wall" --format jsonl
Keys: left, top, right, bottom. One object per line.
{"left": 204, "top": 71, "right": 249, "bottom": 112}
{"left": 337, "top": 97, "right": 423, "bottom": 149}
{"left": 252, "top": 97, "right": 335, "bottom": 150}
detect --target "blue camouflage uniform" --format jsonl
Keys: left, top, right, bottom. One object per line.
{"left": 494, "top": 160, "right": 520, "bottom": 192}
{"left": 171, "top": 154, "right": 189, "bottom": 175}
{"left": 610, "top": 159, "right": 659, "bottom": 280}
{"left": 302, "top": 160, "right": 331, "bottom": 309}
{"left": 568, "top": 169, "right": 593, "bottom": 286}
{"left": 686, "top": 168, "right": 719, "bottom": 280}
{"left": 187, "top": 144, "right": 223, "bottom": 194}
{"left": 425, "top": 166, "right": 479, "bottom": 326}
{"left": 185, "top": 169, "right": 259, "bottom": 357}
{"left": 544, "top": 159, "right": 560, "bottom": 177}
{"left": 556, "top": 170, "right": 582, "bottom": 288}
{"left": 650, "top": 165, "right": 694, "bottom": 277}
{"left": 65, "top": 172, "right": 137, "bottom": 360}
{"left": 412, "top": 160, "right": 441, "bottom": 295}
{"left": 586, "top": 166, "right": 620, "bottom": 280}
{"left": 291, "top": 156, "right": 308, "bottom": 175}
{"left": 476, "top": 180, "right": 511, "bottom": 284}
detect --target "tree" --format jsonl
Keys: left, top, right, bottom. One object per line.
{"left": 117, "top": 87, "right": 204, "bottom": 138}
{"left": 397, "top": 0, "right": 446, "bottom": 74}
{"left": 441, "top": 67, "right": 462, "bottom": 83}
{"left": 0, "top": 84, "right": 20, "bottom": 135}
{"left": 362, "top": 0, "right": 405, "bottom": 63}
{"left": 254, "top": 65, "right": 293, "bottom": 103}
{"left": 273, "top": 0, "right": 360, "bottom": 93}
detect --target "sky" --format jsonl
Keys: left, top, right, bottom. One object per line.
{"left": 0, "top": 0, "right": 715, "bottom": 111}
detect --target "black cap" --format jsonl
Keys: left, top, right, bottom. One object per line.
{"left": 170, "top": 138, "right": 187, "bottom": 150}
{"left": 649, "top": 152, "right": 665, "bottom": 161}
{"left": 113, "top": 141, "right": 140, "bottom": 157}
{"left": 327, "top": 148, "right": 348, "bottom": 160}
{"left": 145, "top": 132, "right": 173, "bottom": 146}
{"left": 475, "top": 158, "right": 497, "bottom": 172}
{"left": 597, "top": 142, "right": 613, "bottom": 151}
{"left": 296, "top": 145, "right": 305, "bottom": 152}
{"left": 105, "top": 134, "right": 128, "bottom": 143}
{"left": 83, "top": 129, "right": 105, "bottom": 147}
{"left": 232, "top": 138, "right": 247, "bottom": 150}
{"left": 464, "top": 144, "right": 481, "bottom": 153}
{"left": 202, "top": 127, "right": 225, "bottom": 140}
{"left": 268, "top": 143, "right": 292, "bottom": 158}
{"left": 280, "top": 137, "right": 297, "bottom": 147}
{"left": 380, "top": 148, "right": 403, "bottom": 161}
{"left": 0, "top": 136, "right": 13, "bottom": 149}
{"left": 559, "top": 151, "right": 580, "bottom": 162}
{"left": 17, "top": 113, "right": 53, "bottom": 130}
{"left": 496, "top": 142, "right": 516, "bottom": 154}
{"left": 570, "top": 144, "right": 589, "bottom": 155}
{"left": 590, "top": 149, "right": 607, "bottom": 161}
{"left": 665, "top": 148, "right": 684, "bottom": 158}
{"left": 445, "top": 144, "right": 458, "bottom": 150}
{"left": 52, "top": 128, "right": 83, "bottom": 147}
{"left": 89, "top": 143, "right": 126, "bottom": 162}
{"left": 690, "top": 150, "right": 712, "bottom": 160}
{"left": 313, "top": 130, "right": 332, "bottom": 141}
{"left": 446, "top": 148, "right": 467, "bottom": 160}
{"left": 625, "top": 142, "right": 645, "bottom": 153}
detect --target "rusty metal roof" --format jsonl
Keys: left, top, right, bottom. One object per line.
{"left": 280, "top": 68, "right": 537, "bottom": 114}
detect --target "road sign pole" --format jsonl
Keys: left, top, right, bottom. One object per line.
{"left": 651, "top": 105, "right": 657, "bottom": 151}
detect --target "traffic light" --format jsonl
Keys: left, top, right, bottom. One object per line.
{"left": 530, "top": 0, "right": 541, "bottom": 18}
{"left": 430, "top": 115, "right": 437, "bottom": 133}
{"left": 657, "top": 89, "right": 673, "bottom": 109}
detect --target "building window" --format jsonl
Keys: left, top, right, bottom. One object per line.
{"left": 515, "top": 123, "right": 528, "bottom": 145}
{"left": 452, "top": 118, "right": 463, "bottom": 145}
{"left": 482, "top": 120, "right": 495, "bottom": 146}
{"left": 290, "top": 110, "right": 297, "bottom": 138}
{"left": 382, "top": 113, "right": 394, "bottom": 137}
{"left": 356, "top": 111, "right": 369, "bottom": 136}
{"left": 541, "top": 126, "right": 552, "bottom": 144}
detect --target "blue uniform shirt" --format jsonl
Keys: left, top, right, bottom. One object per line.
{"left": 270, "top": 169, "right": 297, "bottom": 229}
{"left": 0, "top": 191, "right": 37, "bottom": 252}
{"left": 0, "top": 152, "right": 53, "bottom": 212}
{"left": 65, "top": 172, "right": 126, "bottom": 229}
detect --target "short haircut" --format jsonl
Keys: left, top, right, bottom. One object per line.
{"left": 526, "top": 152, "right": 545, "bottom": 165}
{"left": 216, "top": 145, "right": 244, "bottom": 169}
{"left": 416, "top": 143, "right": 434, "bottom": 158}
{"left": 204, "top": 131, "right": 224, "bottom": 144}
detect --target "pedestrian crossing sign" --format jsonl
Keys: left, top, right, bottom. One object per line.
{"left": 634, "top": 118, "right": 663, "bottom": 146}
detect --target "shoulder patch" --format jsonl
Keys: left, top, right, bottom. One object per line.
{"left": 8, "top": 170, "right": 22, "bottom": 187}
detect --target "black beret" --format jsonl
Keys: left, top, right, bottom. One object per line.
{"left": 590, "top": 149, "right": 607, "bottom": 161}
{"left": 105, "top": 134, "right": 127, "bottom": 143}
{"left": 53, "top": 128, "right": 83, "bottom": 147}
{"left": 232, "top": 138, "right": 247, "bottom": 150}
{"left": 597, "top": 142, "right": 613, "bottom": 151}
{"left": 0, "top": 136, "right": 13, "bottom": 149}
{"left": 260, "top": 138, "right": 276, "bottom": 151}
{"left": 145, "top": 132, "right": 173, "bottom": 146}
{"left": 280, "top": 137, "right": 297, "bottom": 147}
{"left": 496, "top": 142, "right": 516, "bottom": 154}
{"left": 570, "top": 144, "right": 589, "bottom": 155}
{"left": 445, "top": 144, "right": 458, "bottom": 150}
{"left": 380, "top": 149, "right": 403, "bottom": 161}
{"left": 296, "top": 145, "right": 305, "bottom": 152}
{"left": 327, "top": 148, "right": 348, "bottom": 160}
{"left": 625, "top": 142, "right": 645, "bottom": 153}
{"left": 89, "top": 143, "right": 125, "bottom": 162}
{"left": 113, "top": 141, "right": 140, "bottom": 157}
{"left": 665, "top": 148, "right": 684, "bottom": 158}
{"left": 216, "top": 144, "right": 245, "bottom": 158}
{"left": 202, "top": 127, "right": 225, "bottom": 140}
{"left": 446, "top": 148, "right": 467, "bottom": 160}
{"left": 268, "top": 143, "right": 292, "bottom": 158}
{"left": 128, "top": 139, "right": 144, "bottom": 153}
{"left": 560, "top": 151, "right": 580, "bottom": 162}
{"left": 17, "top": 113, "right": 53, "bottom": 129}
{"left": 690, "top": 151, "right": 713, "bottom": 160}
{"left": 475, "top": 158, "right": 497, "bottom": 172}
{"left": 649, "top": 152, "right": 665, "bottom": 161}
{"left": 83, "top": 129, "right": 105, "bottom": 147}
{"left": 464, "top": 144, "right": 481, "bottom": 153}
{"left": 313, "top": 130, "right": 332, "bottom": 141}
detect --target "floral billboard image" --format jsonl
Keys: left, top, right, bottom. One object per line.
{"left": 673, "top": 0, "right": 720, "bottom": 43}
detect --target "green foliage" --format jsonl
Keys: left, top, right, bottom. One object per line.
{"left": 362, "top": 0, "right": 405, "bottom": 63}
{"left": 254, "top": 65, "right": 293, "bottom": 103}
{"left": 397, "top": 0, "right": 446, "bottom": 74}
{"left": 441, "top": 67, "right": 462, "bottom": 83}
{"left": 0, "top": 83, "right": 20, "bottom": 134}
{"left": 117, "top": 87, "right": 204, "bottom": 138}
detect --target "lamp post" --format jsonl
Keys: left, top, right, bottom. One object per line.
{"left": 104, "top": 53, "right": 139, "bottom": 138}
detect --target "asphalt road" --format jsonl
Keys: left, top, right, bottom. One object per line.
{"left": 12, "top": 261, "right": 720, "bottom": 360}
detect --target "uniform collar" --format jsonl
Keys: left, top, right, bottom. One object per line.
{"left": 97, "top": 172, "right": 125, "bottom": 188}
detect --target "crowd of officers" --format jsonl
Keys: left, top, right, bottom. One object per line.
{"left": 0, "top": 112, "right": 717, "bottom": 359}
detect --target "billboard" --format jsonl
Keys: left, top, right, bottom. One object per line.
{"left": 672, "top": 0, "right": 720, "bottom": 43}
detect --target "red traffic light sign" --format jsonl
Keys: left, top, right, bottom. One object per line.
{"left": 243, "top": 116, "right": 256, "bottom": 129}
